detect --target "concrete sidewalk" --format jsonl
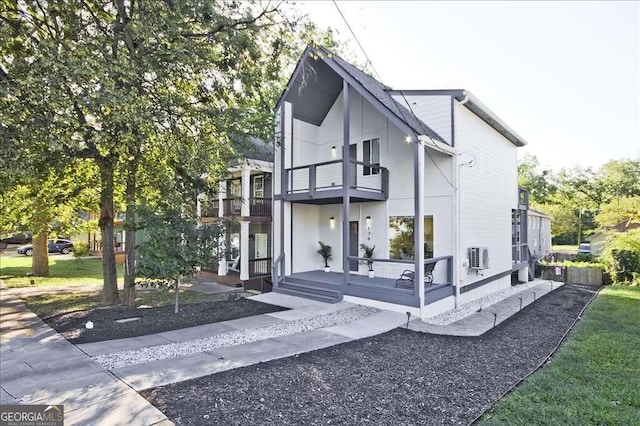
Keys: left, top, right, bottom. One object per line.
{"left": 409, "top": 280, "right": 564, "bottom": 336}
{"left": 76, "top": 293, "right": 407, "bottom": 392}
{"left": 0, "top": 283, "right": 170, "bottom": 426}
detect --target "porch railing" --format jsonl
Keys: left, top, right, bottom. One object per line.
{"left": 249, "top": 198, "right": 272, "bottom": 216}
{"left": 249, "top": 257, "right": 272, "bottom": 276}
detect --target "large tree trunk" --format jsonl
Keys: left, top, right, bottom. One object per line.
{"left": 31, "top": 232, "right": 49, "bottom": 277}
{"left": 98, "top": 157, "right": 119, "bottom": 304}
{"left": 123, "top": 166, "right": 137, "bottom": 306}
{"left": 31, "top": 198, "right": 49, "bottom": 276}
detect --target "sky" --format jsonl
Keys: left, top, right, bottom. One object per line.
{"left": 299, "top": 1, "right": 639, "bottom": 171}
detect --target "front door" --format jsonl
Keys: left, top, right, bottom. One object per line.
{"left": 349, "top": 144, "right": 357, "bottom": 188}
{"left": 254, "top": 233, "right": 268, "bottom": 259}
{"left": 349, "top": 221, "right": 359, "bottom": 271}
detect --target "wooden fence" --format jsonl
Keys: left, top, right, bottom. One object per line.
{"left": 541, "top": 265, "right": 604, "bottom": 285}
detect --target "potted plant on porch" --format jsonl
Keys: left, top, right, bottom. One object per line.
{"left": 317, "top": 241, "right": 332, "bottom": 272}
{"left": 360, "top": 243, "right": 376, "bottom": 278}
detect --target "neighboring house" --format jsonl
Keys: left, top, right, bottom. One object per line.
{"left": 271, "top": 46, "right": 531, "bottom": 320}
{"left": 73, "top": 211, "right": 127, "bottom": 256}
{"left": 590, "top": 219, "right": 640, "bottom": 256}
{"left": 197, "top": 136, "right": 273, "bottom": 284}
{"left": 527, "top": 209, "right": 552, "bottom": 260}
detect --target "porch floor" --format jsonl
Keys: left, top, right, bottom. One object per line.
{"left": 281, "top": 270, "right": 454, "bottom": 307}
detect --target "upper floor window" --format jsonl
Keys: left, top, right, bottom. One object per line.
{"left": 363, "top": 137, "right": 380, "bottom": 176}
{"left": 253, "top": 175, "right": 264, "bottom": 198}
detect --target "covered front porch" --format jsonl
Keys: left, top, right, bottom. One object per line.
{"left": 278, "top": 270, "right": 454, "bottom": 308}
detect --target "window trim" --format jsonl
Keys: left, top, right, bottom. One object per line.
{"left": 363, "top": 137, "right": 380, "bottom": 176}
{"left": 253, "top": 175, "right": 264, "bottom": 198}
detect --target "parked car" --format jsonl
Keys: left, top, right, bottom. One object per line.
{"left": 17, "top": 239, "right": 74, "bottom": 256}
{"left": 577, "top": 242, "right": 592, "bottom": 255}
{"left": 0, "top": 233, "right": 33, "bottom": 245}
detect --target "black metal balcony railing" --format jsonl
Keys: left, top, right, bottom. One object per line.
{"left": 284, "top": 159, "right": 389, "bottom": 200}
{"left": 250, "top": 198, "right": 272, "bottom": 216}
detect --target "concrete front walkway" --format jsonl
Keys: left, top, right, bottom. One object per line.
{"left": 75, "top": 293, "right": 407, "bottom": 392}
{"left": 0, "top": 283, "right": 170, "bottom": 426}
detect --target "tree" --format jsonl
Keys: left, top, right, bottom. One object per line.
{"left": 1, "top": 1, "right": 300, "bottom": 304}
{"left": 136, "top": 207, "right": 224, "bottom": 313}
{"left": 595, "top": 196, "right": 640, "bottom": 227}
{"left": 518, "top": 154, "right": 557, "bottom": 204}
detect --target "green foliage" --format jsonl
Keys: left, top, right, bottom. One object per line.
{"left": 481, "top": 286, "right": 640, "bottom": 425}
{"left": 360, "top": 243, "right": 375, "bottom": 271}
{"left": 73, "top": 242, "right": 91, "bottom": 260}
{"left": 136, "top": 208, "right": 224, "bottom": 286}
{"left": 517, "top": 154, "right": 557, "bottom": 204}
{"left": 595, "top": 196, "right": 640, "bottom": 227}
{"left": 601, "top": 229, "right": 640, "bottom": 285}
{"left": 317, "top": 241, "right": 332, "bottom": 267}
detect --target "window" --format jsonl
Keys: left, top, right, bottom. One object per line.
{"left": 363, "top": 138, "right": 380, "bottom": 176}
{"left": 253, "top": 175, "right": 264, "bottom": 198}
{"left": 389, "top": 216, "right": 434, "bottom": 259}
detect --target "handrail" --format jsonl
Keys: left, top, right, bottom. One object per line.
{"left": 348, "top": 159, "right": 388, "bottom": 172}
{"left": 272, "top": 254, "right": 284, "bottom": 288}
{"left": 287, "top": 159, "right": 342, "bottom": 171}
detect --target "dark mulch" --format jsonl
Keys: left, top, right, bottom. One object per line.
{"left": 141, "top": 284, "right": 599, "bottom": 425}
{"left": 43, "top": 298, "right": 288, "bottom": 344}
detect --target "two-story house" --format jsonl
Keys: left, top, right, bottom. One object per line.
{"left": 197, "top": 136, "right": 273, "bottom": 286}
{"left": 272, "top": 46, "right": 531, "bottom": 320}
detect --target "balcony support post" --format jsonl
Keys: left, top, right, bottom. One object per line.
{"left": 218, "top": 180, "right": 228, "bottom": 276}
{"left": 342, "top": 80, "right": 350, "bottom": 285}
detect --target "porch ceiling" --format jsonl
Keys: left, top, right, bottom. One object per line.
{"left": 285, "top": 57, "right": 342, "bottom": 126}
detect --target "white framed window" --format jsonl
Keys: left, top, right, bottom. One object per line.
{"left": 363, "top": 137, "right": 380, "bottom": 176}
{"left": 253, "top": 175, "right": 264, "bottom": 198}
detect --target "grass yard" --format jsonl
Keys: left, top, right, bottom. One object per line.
{"left": 0, "top": 255, "right": 123, "bottom": 288}
{"left": 551, "top": 244, "right": 578, "bottom": 253}
{"left": 481, "top": 285, "right": 640, "bottom": 425}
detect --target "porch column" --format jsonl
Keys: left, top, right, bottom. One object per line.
{"left": 241, "top": 164, "right": 251, "bottom": 217}
{"left": 342, "top": 80, "right": 350, "bottom": 285}
{"left": 240, "top": 220, "right": 250, "bottom": 281}
{"left": 218, "top": 180, "right": 227, "bottom": 276}
{"left": 196, "top": 192, "right": 204, "bottom": 218}
{"left": 414, "top": 139, "right": 426, "bottom": 311}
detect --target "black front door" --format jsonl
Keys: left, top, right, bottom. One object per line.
{"left": 349, "top": 221, "right": 359, "bottom": 271}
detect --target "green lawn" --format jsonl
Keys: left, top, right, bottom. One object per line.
{"left": 0, "top": 256, "right": 123, "bottom": 288}
{"left": 481, "top": 285, "right": 640, "bottom": 425}
{"left": 24, "top": 289, "right": 231, "bottom": 317}
{"left": 551, "top": 244, "right": 578, "bottom": 253}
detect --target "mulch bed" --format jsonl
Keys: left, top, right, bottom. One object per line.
{"left": 42, "top": 298, "right": 288, "bottom": 344}
{"left": 141, "top": 284, "right": 599, "bottom": 425}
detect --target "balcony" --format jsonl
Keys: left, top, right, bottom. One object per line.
{"left": 283, "top": 160, "right": 389, "bottom": 204}
{"left": 200, "top": 198, "right": 272, "bottom": 218}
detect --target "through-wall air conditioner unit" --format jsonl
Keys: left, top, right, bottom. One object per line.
{"left": 469, "top": 247, "right": 489, "bottom": 270}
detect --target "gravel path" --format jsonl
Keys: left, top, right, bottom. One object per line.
{"left": 94, "top": 305, "right": 379, "bottom": 370}
{"left": 41, "top": 297, "right": 288, "bottom": 344}
{"left": 142, "top": 284, "right": 598, "bottom": 425}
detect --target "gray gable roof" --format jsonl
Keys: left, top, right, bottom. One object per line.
{"left": 278, "top": 46, "right": 445, "bottom": 144}
{"left": 231, "top": 135, "right": 273, "bottom": 163}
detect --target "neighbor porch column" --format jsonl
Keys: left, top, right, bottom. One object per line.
{"left": 414, "top": 138, "right": 426, "bottom": 312}
{"left": 240, "top": 220, "right": 250, "bottom": 281}
{"left": 241, "top": 164, "right": 251, "bottom": 217}
{"left": 342, "top": 80, "right": 350, "bottom": 285}
{"left": 218, "top": 180, "right": 227, "bottom": 276}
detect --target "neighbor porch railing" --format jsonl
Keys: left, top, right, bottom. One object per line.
{"left": 249, "top": 257, "right": 272, "bottom": 276}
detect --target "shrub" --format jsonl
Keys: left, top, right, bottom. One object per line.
{"left": 602, "top": 229, "right": 640, "bottom": 285}
{"left": 73, "top": 242, "right": 90, "bottom": 260}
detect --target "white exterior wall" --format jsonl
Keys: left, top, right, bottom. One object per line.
{"left": 391, "top": 94, "right": 452, "bottom": 145}
{"left": 455, "top": 102, "right": 519, "bottom": 297}
{"left": 281, "top": 89, "right": 455, "bottom": 279}
{"left": 528, "top": 212, "right": 552, "bottom": 258}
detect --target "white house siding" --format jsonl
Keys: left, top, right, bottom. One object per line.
{"left": 527, "top": 212, "right": 551, "bottom": 259}
{"left": 391, "top": 94, "right": 452, "bottom": 145}
{"left": 455, "top": 101, "right": 519, "bottom": 301}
